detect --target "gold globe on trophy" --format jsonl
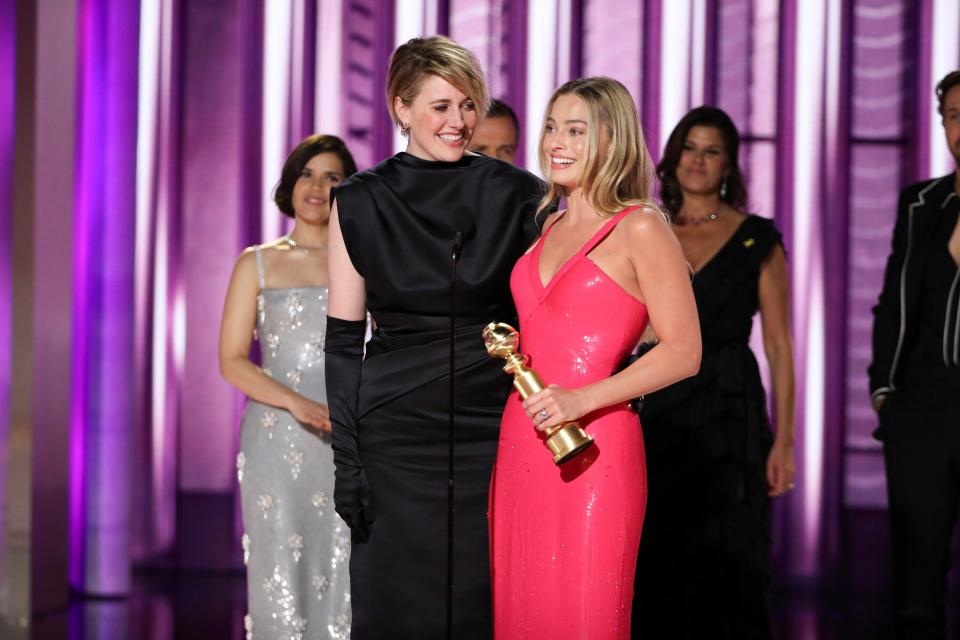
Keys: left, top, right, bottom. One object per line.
{"left": 482, "top": 322, "right": 594, "bottom": 465}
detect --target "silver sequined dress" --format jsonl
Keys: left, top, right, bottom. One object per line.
{"left": 237, "top": 247, "right": 350, "bottom": 640}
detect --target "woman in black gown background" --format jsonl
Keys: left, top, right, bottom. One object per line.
{"left": 323, "top": 36, "right": 542, "bottom": 639}
{"left": 632, "top": 106, "right": 796, "bottom": 639}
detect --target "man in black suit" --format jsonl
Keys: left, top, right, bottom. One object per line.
{"left": 870, "top": 70, "right": 960, "bottom": 639}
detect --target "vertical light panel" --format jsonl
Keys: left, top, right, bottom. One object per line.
{"left": 316, "top": 0, "right": 343, "bottom": 136}
{"left": 659, "top": 0, "right": 692, "bottom": 152}
{"left": 31, "top": 0, "right": 78, "bottom": 612}
{"left": 928, "top": 0, "right": 960, "bottom": 177}
{"left": 288, "top": 0, "right": 310, "bottom": 147}
{"left": 133, "top": 0, "right": 158, "bottom": 562}
{"left": 791, "top": 0, "right": 832, "bottom": 576}
{"left": 393, "top": 0, "right": 428, "bottom": 153}
{"left": 71, "top": 0, "right": 140, "bottom": 595}
{"left": 554, "top": 0, "right": 574, "bottom": 84}
{"left": 133, "top": 0, "right": 179, "bottom": 557}
{"left": 524, "top": 0, "right": 558, "bottom": 174}
{"left": 688, "top": 0, "right": 708, "bottom": 107}
{"left": 261, "top": 0, "right": 292, "bottom": 242}
{"left": 394, "top": 0, "right": 428, "bottom": 59}
{"left": 752, "top": 0, "right": 779, "bottom": 137}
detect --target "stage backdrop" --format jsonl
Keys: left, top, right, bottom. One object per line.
{"left": 2, "top": 0, "right": 959, "bottom": 606}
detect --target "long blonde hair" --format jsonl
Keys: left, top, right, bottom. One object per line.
{"left": 536, "top": 77, "right": 658, "bottom": 218}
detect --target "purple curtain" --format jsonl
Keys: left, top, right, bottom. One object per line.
{"left": 131, "top": 0, "right": 183, "bottom": 562}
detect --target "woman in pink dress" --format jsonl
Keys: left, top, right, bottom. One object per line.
{"left": 489, "top": 77, "right": 702, "bottom": 639}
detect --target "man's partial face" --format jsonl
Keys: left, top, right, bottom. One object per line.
{"left": 943, "top": 84, "right": 960, "bottom": 169}
{"left": 469, "top": 115, "right": 519, "bottom": 164}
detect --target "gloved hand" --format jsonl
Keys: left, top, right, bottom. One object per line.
{"left": 324, "top": 315, "right": 374, "bottom": 541}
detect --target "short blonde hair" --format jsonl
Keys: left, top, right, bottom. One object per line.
{"left": 537, "top": 77, "right": 659, "bottom": 219}
{"left": 385, "top": 36, "right": 489, "bottom": 128}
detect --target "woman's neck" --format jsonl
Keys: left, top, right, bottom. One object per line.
{"left": 563, "top": 188, "right": 600, "bottom": 225}
{"left": 289, "top": 221, "right": 329, "bottom": 247}
{"left": 680, "top": 191, "right": 723, "bottom": 217}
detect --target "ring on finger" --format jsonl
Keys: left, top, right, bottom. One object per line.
{"left": 537, "top": 409, "right": 548, "bottom": 423}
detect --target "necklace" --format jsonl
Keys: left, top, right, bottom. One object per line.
{"left": 284, "top": 235, "right": 327, "bottom": 252}
{"left": 676, "top": 209, "right": 720, "bottom": 226}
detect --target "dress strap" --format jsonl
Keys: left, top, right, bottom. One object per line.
{"left": 531, "top": 211, "right": 565, "bottom": 259}
{"left": 254, "top": 245, "right": 266, "bottom": 290}
{"left": 581, "top": 205, "right": 644, "bottom": 256}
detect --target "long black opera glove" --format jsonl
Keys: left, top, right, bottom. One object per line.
{"left": 324, "top": 316, "right": 373, "bottom": 542}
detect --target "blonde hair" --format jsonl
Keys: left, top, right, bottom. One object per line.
{"left": 537, "top": 77, "right": 658, "bottom": 218}
{"left": 385, "top": 36, "right": 489, "bottom": 128}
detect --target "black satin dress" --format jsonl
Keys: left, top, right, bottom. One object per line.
{"left": 632, "top": 215, "right": 781, "bottom": 640}
{"left": 332, "top": 152, "right": 542, "bottom": 639}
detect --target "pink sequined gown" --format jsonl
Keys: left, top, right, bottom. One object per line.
{"left": 490, "top": 207, "right": 650, "bottom": 639}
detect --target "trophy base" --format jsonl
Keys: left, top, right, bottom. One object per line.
{"left": 546, "top": 424, "right": 595, "bottom": 465}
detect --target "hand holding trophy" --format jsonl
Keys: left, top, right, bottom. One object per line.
{"left": 482, "top": 322, "right": 594, "bottom": 465}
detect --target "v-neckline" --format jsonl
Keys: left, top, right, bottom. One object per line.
{"left": 533, "top": 208, "right": 635, "bottom": 293}
{"left": 688, "top": 215, "right": 753, "bottom": 276}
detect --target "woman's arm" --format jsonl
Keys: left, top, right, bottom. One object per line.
{"left": 524, "top": 209, "right": 702, "bottom": 427}
{"left": 218, "top": 249, "right": 331, "bottom": 430}
{"left": 758, "top": 245, "right": 796, "bottom": 496}
{"left": 328, "top": 201, "right": 367, "bottom": 320}
{"left": 324, "top": 200, "right": 374, "bottom": 540}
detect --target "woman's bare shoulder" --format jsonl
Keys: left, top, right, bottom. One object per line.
{"left": 619, "top": 204, "right": 671, "bottom": 238}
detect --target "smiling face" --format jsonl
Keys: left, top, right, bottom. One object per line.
{"left": 540, "top": 93, "right": 598, "bottom": 191}
{"left": 943, "top": 84, "right": 960, "bottom": 169}
{"left": 675, "top": 125, "right": 729, "bottom": 197}
{"left": 395, "top": 74, "right": 479, "bottom": 162}
{"left": 290, "top": 152, "right": 346, "bottom": 224}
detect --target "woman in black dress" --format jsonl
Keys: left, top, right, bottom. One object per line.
{"left": 632, "top": 106, "right": 796, "bottom": 639}
{"left": 323, "top": 36, "right": 542, "bottom": 638}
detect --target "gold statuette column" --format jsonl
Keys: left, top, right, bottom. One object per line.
{"left": 482, "top": 322, "right": 594, "bottom": 465}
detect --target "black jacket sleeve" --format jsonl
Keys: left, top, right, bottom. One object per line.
{"left": 324, "top": 315, "right": 374, "bottom": 541}
{"left": 868, "top": 187, "right": 910, "bottom": 402}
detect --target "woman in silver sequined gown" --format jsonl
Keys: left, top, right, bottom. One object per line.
{"left": 219, "top": 135, "right": 358, "bottom": 639}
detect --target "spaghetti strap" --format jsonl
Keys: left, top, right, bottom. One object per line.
{"left": 581, "top": 205, "right": 643, "bottom": 256}
{"left": 531, "top": 212, "right": 565, "bottom": 258}
{"left": 532, "top": 205, "right": 645, "bottom": 294}
{"left": 254, "top": 245, "right": 266, "bottom": 290}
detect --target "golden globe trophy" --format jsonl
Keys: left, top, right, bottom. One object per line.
{"left": 482, "top": 322, "right": 594, "bottom": 465}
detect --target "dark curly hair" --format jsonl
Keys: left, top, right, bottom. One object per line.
{"left": 936, "top": 70, "right": 960, "bottom": 117}
{"left": 273, "top": 134, "right": 358, "bottom": 218}
{"left": 656, "top": 106, "right": 748, "bottom": 220}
